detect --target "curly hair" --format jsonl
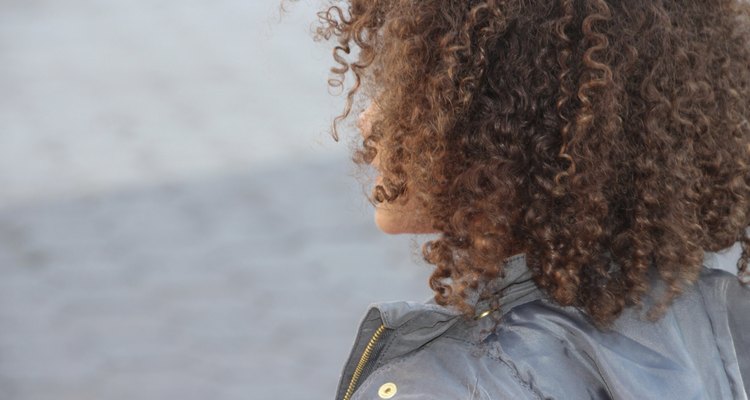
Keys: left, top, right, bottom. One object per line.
{"left": 307, "top": 0, "right": 750, "bottom": 330}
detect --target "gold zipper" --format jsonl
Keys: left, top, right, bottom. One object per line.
{"left": 342, "top": 323, "right": 386, "bottom": 400}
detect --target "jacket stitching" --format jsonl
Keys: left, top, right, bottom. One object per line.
{"left": 442, "top": 335, "right": 547, "bottom": 400}
{"left": 352, "top": 335, "right": 543, "bottom": 400}
{"left": 373, "top": 327, "right": 399, "bottom": 370}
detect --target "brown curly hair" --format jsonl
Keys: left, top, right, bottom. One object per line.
{"left": 305, "top": 0, "right": 750, "bottom": 330}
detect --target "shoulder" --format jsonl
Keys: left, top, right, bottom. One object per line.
{"left": 346, "top": 297, "right": 602, "bottom": 400}
{"left": 350, "top": 322, "right": 545, "bottom": 400}
{"left": 339, "top": 299, "right": 547, "bottom": 400}
{"left": 482, "top": 266, "right": 750, "bottom": 399}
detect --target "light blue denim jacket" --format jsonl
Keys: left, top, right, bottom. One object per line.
{"left": 335, "top": 253, "right": 750, "bottom": 399}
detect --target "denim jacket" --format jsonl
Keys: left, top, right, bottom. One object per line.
{"left": 335, "top": 253, "right": 750, "bottom": 399}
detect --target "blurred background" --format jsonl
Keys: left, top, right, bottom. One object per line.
{"left": 0, "top": 1, "right": 742, "bottom": 399}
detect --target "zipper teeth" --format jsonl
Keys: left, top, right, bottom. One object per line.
{"left": 342, "top": 323, "right": 386, "bottom": 400}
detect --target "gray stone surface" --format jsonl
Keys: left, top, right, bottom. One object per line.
{"left": 0, "top": 156, "right": 433, "bottom": 400}
{"left": 0, "top": 1, "right": 743, "bottom": 400}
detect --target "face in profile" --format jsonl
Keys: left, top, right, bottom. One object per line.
{"left": 357, "top": 104, "right": 438, "bottom": 235}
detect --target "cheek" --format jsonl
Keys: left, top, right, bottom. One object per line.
{"left": 374, "top": 206, "right": 437, "bottom": 234}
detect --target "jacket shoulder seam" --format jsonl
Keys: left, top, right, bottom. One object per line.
{"left": 439, "top": 335, "right": 547, "bottom": 400}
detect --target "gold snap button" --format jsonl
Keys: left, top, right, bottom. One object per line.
{"left": 378, "top": 382, "right": 397, "bottom": 399}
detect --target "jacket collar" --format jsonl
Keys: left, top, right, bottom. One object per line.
{"left": 376, "top": 252, "right": 541, "bottom": 328}
{"left": 369, "top": 249, "right": 721, "bottom": 333}
{"left": 362, "top": 252, "right": 545, "bottom": 362}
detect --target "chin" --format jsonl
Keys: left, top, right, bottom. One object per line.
{"left": 374, "top": 208, "right": 436, "bottom": 235}
{"left": 374, "top": 209, "right": 407, "bottom": 234}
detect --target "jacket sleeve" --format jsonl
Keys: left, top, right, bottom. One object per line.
{"left": 350, "top": 337, "right": 542, "bottom": 400}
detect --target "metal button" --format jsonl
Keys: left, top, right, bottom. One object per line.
{"left": 475, "top": 309, "right": 492, "bottom": 320}
{"left": 378, "top": 382, "right": 397, "bottom": 399}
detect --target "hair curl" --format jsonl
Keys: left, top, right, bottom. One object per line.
{"left": 308, "top": 0, "right": 750, "bottom": 330}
